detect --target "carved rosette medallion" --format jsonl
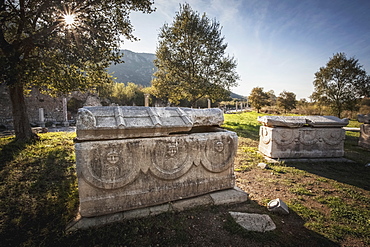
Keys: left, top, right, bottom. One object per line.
{"left": 321, "top": 129, "right": 344, "bottom": 146}
{"left": 203, "top": 135, "right": 235, "bottom": 173}
{"left": 299, "top": 129, "right": 318, "bottom": 145}
{"left": 82, "top": 143, "right": 139, "bottom": 189}
{"left": 151, "top": 139, "right": 192, "bottom": 180}
{"left": 275, "top": 129, "right": 295, "bottom": 146}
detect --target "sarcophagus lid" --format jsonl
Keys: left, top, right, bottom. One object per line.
{"left": 76, "top": 106, "right": 224, "bottom": 141}
{"left": 258, "top": 115, "right": 349, "bottom": 128}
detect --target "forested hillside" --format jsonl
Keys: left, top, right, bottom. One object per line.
{"left": 107, "top": 50, "right": 156, "bottom": 86}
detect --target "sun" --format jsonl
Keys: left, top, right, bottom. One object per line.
{"left": 63, "top": 14, "right": 75, "bottom": 26}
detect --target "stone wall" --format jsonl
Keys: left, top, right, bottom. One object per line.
{"left": 0, "top": 85, "right": 101, "bottom": 128}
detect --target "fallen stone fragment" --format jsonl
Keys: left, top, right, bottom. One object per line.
{"left": 229, "top": 212, "right": 276, "bottom": 232}
{"left": 267, "top": 198, "right": 289, "bottom": 215}
{"left": 257, "top": 162, "right": 269, "bottom": 169}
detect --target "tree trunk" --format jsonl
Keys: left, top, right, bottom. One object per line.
{"left": 8, "top": 83, "right": 38, "bottom": 142}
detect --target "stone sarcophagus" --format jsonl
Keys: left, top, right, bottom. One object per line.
{"left": 75, "top": 106, "right": 237, "bottom": 217}
{"left": 258, "top": 116, "right": 349, "bottom": 159}
{"left": 358, "top": 114, "right": 370, "bottom": 150}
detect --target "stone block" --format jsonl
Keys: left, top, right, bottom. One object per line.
{"left": 229, "top": 212, "right": 276, "bottom": 232}
{"left": 74, "top": 106, "right": 238, "bottom": 218}
{"left": 210, "top": 187, "right": 249, "bottom": 205}
{"left": 258, "top": 115, "right": 349, "bottom": 128}
{"left": 258, "top": 115, "right": 348, "bottom": 159}
{"left": 171, "top": 194, "right": 213, "bottom": 211}
{"left": 359, "top": 124, "right": 370, "bottom": 150}
{"left": 67, "top": 187, "right": 248, "bottom": 231}
{"left": 76, "top": 106, "right": 224, "bottom": 141}
{"left": 259, "top": 126, "right": 346, "bottom": 158}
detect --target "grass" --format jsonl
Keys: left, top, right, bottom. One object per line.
{"left": 224, "top": 112, "right": 370, "bottom": 246}
{"left": 0, "top": 111, "right": 369, "bottom": 246}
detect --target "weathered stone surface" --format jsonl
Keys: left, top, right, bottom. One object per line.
{"left": 258, "top": 115, "right": 349, "bottom": 128}
{"left": 75, "top": 106, "right": 239, "bottom": 218}
{"left": 229, "top": 212, "right": 276, "bottom": 232}
{"left": 359, "top": 124, "right": 370, "bottom": 150}
{"left": 358, "top": 114, "right": 370, "bottom": 124}
{"left": 171, "top": 194, "right": 213, "bottom": 212}
{"left": 76, "top": 106, "right": 224, "bottom": 141}
{"left": 76, "top": 130, "right": 237, "bottom": 217}
{"left": 259, "top": 126, "right": 346, "bottom": 158}
{"left": 210, "top": 186, "right": 249, "bottom": 205}
{"left": 267, "top": 198, "right": 289, "bottom": 215}
{"left": 258, "top": 115, "right": 307, "bottom": 128}
{"left": 67, "top": 187, "right": 248, "bottom": 231}
{"left": 258, "top": 115, "right": 348, "bottom": 159}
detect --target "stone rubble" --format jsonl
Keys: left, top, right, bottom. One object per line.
{"left": 229, "top": 212, "right": 276, "bottom": 232}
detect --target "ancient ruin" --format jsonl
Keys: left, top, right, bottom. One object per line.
{"left": 74, "top": 106, "right": 242, "bottom": 219}
{"left": 258, "top": 115, "right": 349, "bottom": 159}
{"left": 358, "top": 114, "right": 370, "bottom": 150}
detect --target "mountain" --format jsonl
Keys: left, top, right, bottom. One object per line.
{"left": 230, "top": 92, "right": 247, "bottom": 99}
{"left": 107, "top": 50, "right": 156, "bottom": 87}
{"left": 108, "top": 50, "right": 246, "bottom": 99}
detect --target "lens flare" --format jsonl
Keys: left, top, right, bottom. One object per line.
{"left": 63, "top": 14, "right": 75, "bottom": 26}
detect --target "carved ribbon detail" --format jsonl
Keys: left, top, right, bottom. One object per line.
{"left": 260, "top": 127, "right": 272, "bottom": 145}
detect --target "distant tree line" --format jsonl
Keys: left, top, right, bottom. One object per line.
{"left": 246, "top": 53, "right": 370, "bottom": 118}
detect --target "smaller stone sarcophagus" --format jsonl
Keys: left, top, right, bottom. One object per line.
{"left": 75, "top": 106, "right": 237, "bottom": 217}
{"left": 358, "top": 114, "right": 370, "bottom": 150}
{"left": 258, "top": 116, "right": 349, "bottom": 159}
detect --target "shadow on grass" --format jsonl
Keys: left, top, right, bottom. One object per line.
{"left": 60, "top": 200, "right": 339, "bottom": 247}
{"left": 283, "top": 134, "right": 370, "bottom": 191}
{"left": 0, "top": 138, "right": 29, "bottom": 169}
{"left": 285, "top": 161, "right": 370, "bottom": 191}
{"left": 0, "top": 143, "right": 78, "bottom": 247}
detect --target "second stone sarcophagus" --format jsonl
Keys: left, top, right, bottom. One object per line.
{"left": 75, "top": 106, "right": 237, "bottom": 217}
{"left": 258, "top": 116, "right": 349, "bottom": 159}
{"left": 358, "top": 114, "right": 370, "bottom": 150}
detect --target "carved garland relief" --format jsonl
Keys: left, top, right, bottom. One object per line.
{"left": 80, "top": 134, "right": 236, "bottom": 189}
{"left": 260, "top": 127, "right": 345, "bottom": 147}
{"left": 86, "top": 143, "right": 140, "bottom": 189}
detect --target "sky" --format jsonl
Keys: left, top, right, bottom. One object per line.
{"left": 122, "top": 0, "right": 370, "bottom": 100}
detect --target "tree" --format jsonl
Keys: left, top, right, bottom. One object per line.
{"left": 248, "top": 87, "right": 269, "bottom": 113}
{"left": 0, "top": 0, "right": 154, "bottom": 141}
{"left": 266, "top": 90, "right": 277, "bottom": 106}
{"left": 98, "top": 82, "right": 145, "bottom": 106}
{"left": 277, "top": 90, "right": 297, "bottom": 113}
{"left": 152, "top": 3, "right": 239, "bottom": 107}
{"left": 311, "top": 52, "right": 370, "bottom": 118}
